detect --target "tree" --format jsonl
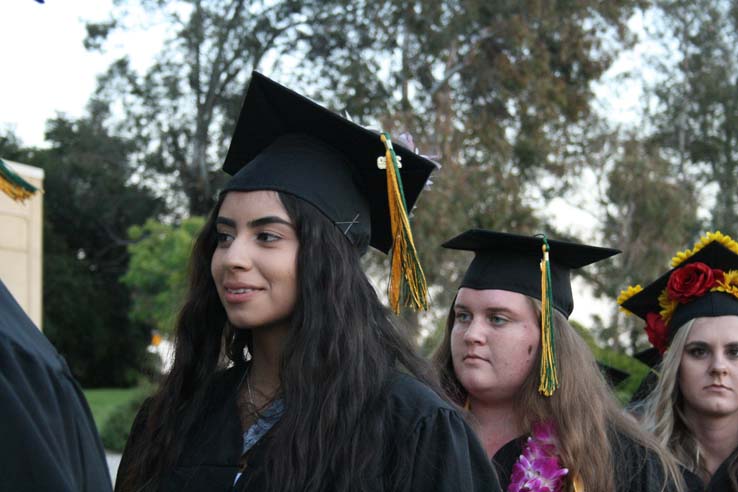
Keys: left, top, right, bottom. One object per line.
{"left": 587, "top": 133, "right": 699, "bottom": 351}
{"left": 86, "top": 0, "right": 330, "bottom": 215}
{"left": 35, "top": 107, "right": 164, "bottom": 387}
{"left": 86, "top": 0, "right": 647, "bottom": 332}
{"left": 297, "top": 0, "right": 648, "bottom": 314}
{"left": 648, "top": 0, "right": 738, "bottom": 236}
{"left": 122, "top": 216, "right": 205, "bottom": 335}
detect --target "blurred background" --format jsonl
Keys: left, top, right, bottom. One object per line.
{"left": 1, "top": 0, "right": 736, "bottom": 459}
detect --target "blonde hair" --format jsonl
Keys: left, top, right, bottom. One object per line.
{"left": 640, "top": 319, "right": 738, "bottom": 489}
{"left": 432, "top": 296, "right": 685, "bottom": 492}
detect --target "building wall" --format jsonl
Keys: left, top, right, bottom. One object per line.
{"left": 0, "top": 160, "right": 44, "bottom": 329}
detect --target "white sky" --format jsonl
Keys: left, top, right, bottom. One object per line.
{"left": 0, "top": 0, "right": 165, "bottom": 147}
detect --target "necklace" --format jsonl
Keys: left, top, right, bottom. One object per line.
{"left": 508, "top": 421, "right": 569, "bottom": 492}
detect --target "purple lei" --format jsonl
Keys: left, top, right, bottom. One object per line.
{"left": 507, "top": 421, "right": 569, "bottom": 492}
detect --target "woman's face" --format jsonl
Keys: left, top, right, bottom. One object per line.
{"left": 210, "top": 191, "right": 299, "bottom": 332}
{"left": 679, "top": 315, "right": 738, "bottom": 419}
{"left": 450, "top": 288, "right": 540, "bottom": 404}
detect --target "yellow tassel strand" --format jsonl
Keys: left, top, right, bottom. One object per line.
{"left": 572, "top": 473, "right": 585, "bottom": 492}
{"left": 538, "top": 237, "right": 558, "bottom": 397}
{"left": 0, "top": 178, "right": 35, "bottom": 202}
{"left": 0, "top": 158, "right": 38, "bottom": 203}
{"left": 380, "top": 133, "right": 429, "bottom": 314}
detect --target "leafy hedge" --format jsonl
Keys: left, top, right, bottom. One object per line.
{"left": 100, "top": 389, "right": 150, "bottom": 452}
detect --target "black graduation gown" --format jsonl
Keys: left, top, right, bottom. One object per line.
{"left": 119, "top": 367, "right": 502, "bottom": 492}
{"left": 492, "top": 431, "right": 678, "bottom": 492}
{"left": 681, "top": 445, "right": 738, "bottom": 492}
{"left": 0, "top": 281, "right": 112, "bottom": 492}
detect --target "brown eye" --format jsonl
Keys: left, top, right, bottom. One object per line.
{"left": 687, "top": 346, "right": 708, "bottom": 358}
{"left": 216, "top": 232, "right": 234, "bottom": 245}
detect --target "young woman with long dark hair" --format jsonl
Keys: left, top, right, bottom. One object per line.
{"left": 620, "top": 231, "right": 738, "bottom": 491}
{"left": 115, "top": 73, "right": 501, "bottom": 492}
{"left": 432, "top": 229, "right": 685, "bottom": 492}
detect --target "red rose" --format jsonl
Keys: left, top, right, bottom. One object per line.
{"left": 666, "top": 262, "right": 724, "bottom": 304}
{"left": 645, "top": 312, "right": 669, "bottom": 354}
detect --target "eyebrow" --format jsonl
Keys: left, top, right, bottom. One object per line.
{"left": 215, "top": 216, "right": 294, "bottom": 229}
{"left": 453, "top": 303, "right": 516, "bottom": 316}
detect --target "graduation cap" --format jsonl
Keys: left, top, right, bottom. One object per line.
{"left": 443, "top": 229, "right": 620, "bottom": 396}
{"left": 618, "top": 231, "right": 738, "bottom": 354}
{"left": 442, "top": 229, "right": 620, "bottom": 318}
{"left": 221, "top": 72, "right": 437, "bottom": 312}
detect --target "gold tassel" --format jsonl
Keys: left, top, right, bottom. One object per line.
{"left": 572, "top": 473, "right": 585, "bottom": 492}
{"left": 0, "top": 178, "right": 35, "bottom": 202}
{"left": 380, "top": 132, "right": 428, "bottom": 313}
{"left": 538, "top": 237, "right": 559, "bottom": 396}
{"left": 0, "top": 158, "right": 38, "bottom": 203}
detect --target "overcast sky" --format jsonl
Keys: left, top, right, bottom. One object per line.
{"left": 0, "top": 1, "right": 169, "bottom": 147}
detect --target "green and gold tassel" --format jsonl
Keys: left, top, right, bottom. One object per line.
{"left": 380, "top": 132, "right": 428, "bottom": 314}
{"left": 538, "top": 236, "right": 559, "bottom": 397}
{"left": 0, "top": 158, "right": 38, "bottom": 203}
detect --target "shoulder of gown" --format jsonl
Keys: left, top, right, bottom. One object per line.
{"left": 706, "top": 444, "right": 738, "bottom": 492}
{"left": 117, "top": 365, "right": 246, "bottom": 492}
{"left": 383, "top": 372, "right": 502, "bottom": 492}
{"left": 611, "top": 430, "right": 682, "bottom": 492}
{"left": 0, "top": 281, "right": 112, "bottom": 492}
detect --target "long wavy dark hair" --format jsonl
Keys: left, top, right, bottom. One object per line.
{"left": 116, "top": 191, "right": 436, "bottom": 492}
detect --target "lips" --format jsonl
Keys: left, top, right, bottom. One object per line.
{"left": 463, "top": 354, "right": 488, "bottom": 363}
{"left": 222, "top": 282, "right": 264, "bottom": 303}
{"left": 705, "top": 384, "right": 731, "bottom": 391}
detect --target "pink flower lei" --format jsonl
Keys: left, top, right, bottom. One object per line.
{"left": 508, "top": 421, "right": 569, "bottom": 492}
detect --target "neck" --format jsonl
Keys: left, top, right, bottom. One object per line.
{"left": 248, "top": 323, "right": 287, "bottom": 396}
{"left": 469, "top": 396, "right": 523, "bottom": 458}
{"left": 684, "top": 407, "right": 738, "bottom": 475}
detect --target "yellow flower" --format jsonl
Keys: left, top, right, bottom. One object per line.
{"left": 713, "top": 269, "right": 738, "bottom": 299}
{"left": 672, "top": 231, "right": 738, "bottom": 267}
{"left": 617, "top": 285, "right": 643, "bottom": 315}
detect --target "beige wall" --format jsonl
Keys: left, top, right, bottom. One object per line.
{"left": 0, "top": 160, "right": 44, "bottom": 329}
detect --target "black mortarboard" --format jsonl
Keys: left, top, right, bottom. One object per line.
{"left": 442, "top": 229, "right": 620, "bottom": 317}
{"left": 597, "top": 362, "right": 630, "bottom": 388}
{"left": 619, "top": 232, "right": 738, "bottom": 349}
{"left": 221, "top": 71, "right": 437, "bottom": 255}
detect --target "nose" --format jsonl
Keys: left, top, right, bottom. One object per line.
{"left": 221, "top": 236, "right": 254, "bottom": 271}
{"left": 463, "top": 319, "right": 485, "bottom": 346}
{"left": 709, "top": 353, "right": 729, "bottom": 377}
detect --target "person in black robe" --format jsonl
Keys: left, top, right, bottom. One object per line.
{"left": 0, "top": 280, "right": 112, "bottom": 491}
{"left": 432, "top": 229, "right": 686, "bottom": 492}
{"left": 619, "top": 231, "right": 738, "bottom": 491}
{"left": 115, "top": 72, "right": 501, "bottom": 492}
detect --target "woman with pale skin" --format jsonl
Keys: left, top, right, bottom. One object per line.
{"left": 115, "top": 73, "right": 501, "bottom": 492}
{"left": 433, "top": 229, "right": 685, "bottom": 492}
{"left": 619, "top": 231, "right": 738, "bottom": 491}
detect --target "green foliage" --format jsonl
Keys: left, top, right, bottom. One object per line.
{"left": 570, "top": 320, "right": 648, "bottom": 403}
{"left": 84, "top": 386, "right": 149, "bottom": 432}
{"left": 22, "top": 112, "right": 165, "bottom": 387}
{"left": 99, "top": 388, "right": 151, "bottom": 452}
{"left": 122, "top": 217, "right": 205, "bottom": 334}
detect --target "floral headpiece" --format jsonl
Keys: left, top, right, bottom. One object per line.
{"left": 617, "top": 232, "right": 738, "bottom": 354}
